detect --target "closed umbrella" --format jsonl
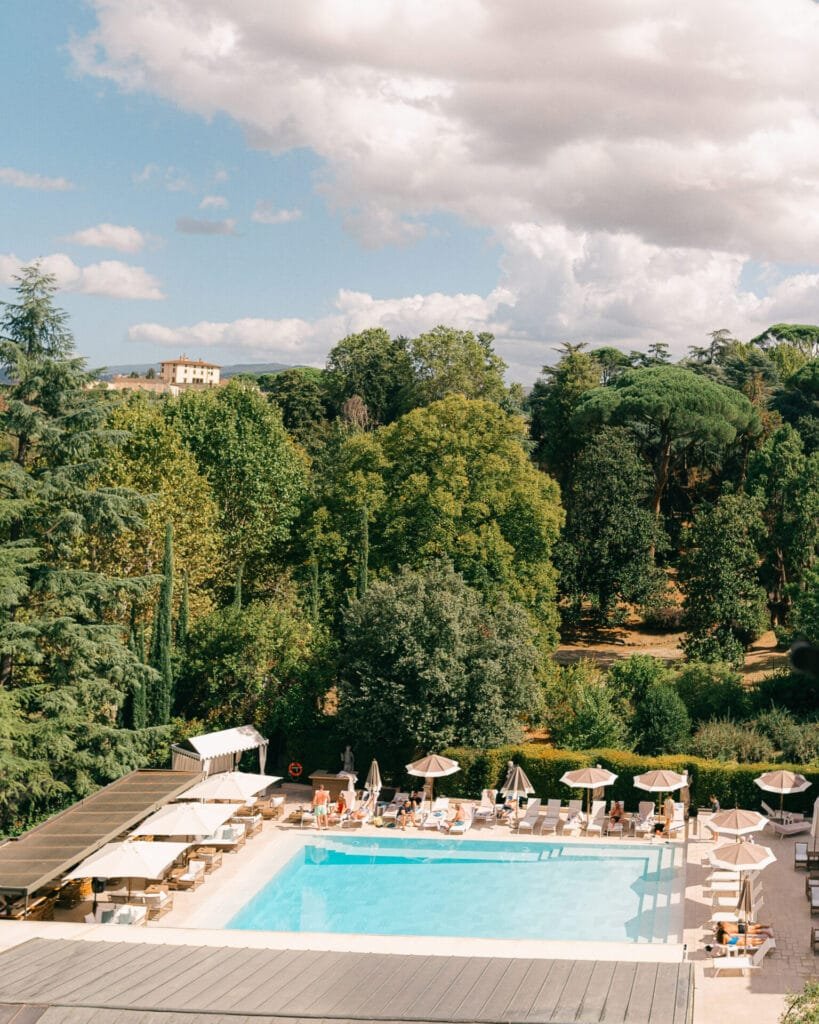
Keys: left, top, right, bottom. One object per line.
{"left": 810, "top": 797, "right": 819, "bottom": 851}
{"left": 406, "top": 753, "right": 460, "bottom": 810}
{"left": 180, "top": 771, "right": 282, "bottom": 802}
{"left": 365, "top": 759, "right": 383, "bottom": 813}
{"left": 708, "top": 809, "right": 768, "bottom": 839}
{"left": 634, "top": 769, "right": 687, "bottom": 815}
{"left": 754, "top": 770, "right": 811, "bottom": 820}
{"left": 130, "top": 802, "right": 242, "bottom": 838}
{"left": 501, "top": 764, "right": 535, "bottom": 824}
{"left": 560, "top": 766, "right": 618, "bottom": 815}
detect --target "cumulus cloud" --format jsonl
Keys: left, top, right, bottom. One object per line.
{"left": 199, "top": 194, "right": 228, "bottom": 209}
{"left": 176, "top": 216, "right": 237, "bottom": 235}
{"left": 0, "top": 253, "right": 164, "bottom": 300}
{"left": 64, "top": 223, "right": 147, "bottom": 253}
{"left": 133, "top": 163, "right": 191, "bottom": 191}
{"left": 0, "top": 166, "right": 74, "bottom": 191}
{"left": 251, "top": 200, "right": 302, "bottom": 225}
{"left": 74, "top": 1, "right": 819, "bottom": 371}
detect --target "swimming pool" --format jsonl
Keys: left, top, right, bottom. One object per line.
{"left": 227, "top": 835, "right": 683, "bottom": 943}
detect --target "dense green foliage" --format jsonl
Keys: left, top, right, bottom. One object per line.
{"left": 2, "top": 263, "right": 818, "bottom": 833}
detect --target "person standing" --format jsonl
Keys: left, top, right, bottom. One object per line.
{"left": 313, "top": 784, "right": 330, "bottom": 830}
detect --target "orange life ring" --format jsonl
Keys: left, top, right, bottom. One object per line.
{"left": 288, "top": 761, "right": 303, "bottom": 779}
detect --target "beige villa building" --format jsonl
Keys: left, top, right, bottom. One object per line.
{"left": 160, "top": 355, "right": 221, "bottom": 387}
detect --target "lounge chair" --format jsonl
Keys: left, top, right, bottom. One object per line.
{"left": 168, "top": 859, "right": 206, "bottom": 891}
{"left": 771, "top": 819, "right": 811, "bottom": 838}
{"left": 809, "top": 885, "right": 819, "bottom": 915}
{"left": 712, "top": 937, "right": 774, "bottom": 976}
{"left": 422, "top": 798, "right": 450, "bottom": 829}
{"left": 199, "top": 823, "right": 246, "bottom": 850}
{"left": 259, "top": 795, "right": 285, "bottom": 820}
{"left": 473, "top": 789, "right": 498, "bottom": 827}
{"left": 341, "top": 791, "right": 372, "bottom": 829}
{"left": 382, "top": 793, "right": 409, "bottom": 823}
{"left": 231, "top": 812, "right": 262, "bottom": 838}
{"left": 584, "top": 800, "right": 607, "bottom": 837}
{"left": 633, "top": 801, "right": 656, "bottom": 837}
{"left": 562, "top": 800, "right": 584, "bottom": 836}
{"left": 539, "top": 799, "right": 562, "bottom": 835}
{"left": 145, "top": 887, "right": 174, "bottom": 921}
{"left": 516, "top": 798, "right": 542, "bottom": 833}
{"left": 795, "top": 842, "right": 809, "bottom": 869}
{"left": 448, "top": 805, "right": 474, "bottom": 835}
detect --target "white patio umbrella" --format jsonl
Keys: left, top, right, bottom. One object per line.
{"left": 708, "top": 808, "right": 768, "bottom": 840}
{"left": 129, "top": 802, "right": 242, "bottom": 838}
{"left": 365, "top": 759, "right": 383, "bottom": 813}
{"left": 64, "top": 841, "right": 190, "bottom": 897}
{"left": 501, "top": 764, "right": 535, "bottom": 824}
{"left": 180, "top": 771, "right": 282, "bottom": 803}
{"left": 560, "top": 766, "right": 618, "bottom": 816}
{"left": 406, "top": 753, "right": 460, "bottom": 810}
{"left": 709, "top": 842, "right": 776, "bottom": 934}
{"left": 633, "top": 769, "right": 687, "bottom": 814}
{"left": 754, "top": 770, "right": 811, "bottom": 819}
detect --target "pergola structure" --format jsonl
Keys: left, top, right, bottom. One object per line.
{"left": 170, "top": 725, "right": 269, "bottom": 777}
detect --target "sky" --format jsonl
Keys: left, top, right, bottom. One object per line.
{"left": 1, "top": 0, "right": 818, "bottom": 384}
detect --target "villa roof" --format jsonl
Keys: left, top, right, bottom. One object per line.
{"left": 0, "top": 770, "right": 201, "bottom": 895}
{"left": 160, "top": 355, "right": 221, "bottom": 369}
{"left": 0, "top": 938, "right": 694, "bottom": 1024}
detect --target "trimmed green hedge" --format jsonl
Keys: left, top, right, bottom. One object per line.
{"left": 440, "top": 744, "right": 819, "bottom": 815}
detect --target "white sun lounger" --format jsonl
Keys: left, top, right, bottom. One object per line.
{"left": 712, "top": 937, "right": 774, "bottom": 976}
{"left": 633, "top": 801, "right": 656, "bottom": 837}
{"left": 516, "top": 798, "right": 541, "bottom": 833}
{"left": 448, "top": 805, "right": 474, "bottom": 835}
{"left": 423, "top": 798, "right": 450, "bottom": 829}
{"left": 539, "top": 799, "right": 562, "bottom": 834}
{"left": 473, "top": 789, "right": 497, "bottom": 826}
{"left": 382, "top": 793, "right": 410, "bottom": 822}
{"left": 584, "top": 800, "right": 607, "bottom": 837}
{"left": 795, "top": 842, "right": 809, "bottom": 868}
{"left": 562, "top": 800, "right": 584, "bottom": 835}
{"left": 772, "top": 819, "right": 811, "bottom": 838}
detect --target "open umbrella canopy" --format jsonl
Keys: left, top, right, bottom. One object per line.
{"left": 501, "top": 765, "right": 535, "bottom": 798}
{"left": 64, "top": 841, "right": 190, "bottom": 881}
{"left": 754, "top": 770, "right": 811, "bottom": 795}
{"left": 130, "top": 802, "right": 242, "bottom": 837}
{"left": 406, "top": 754, "right": 460, "bottom": 778}
{"left": 180, "top": 771, "right": 282, "bottom": 802}
{"left": 709, "top": 842, "right": 776, "bottom": 872}
{"left": 560, "top": 767, "right": 618, "bottom": 789}
{"left": 633, "top": 770, "right": 687, "bottom": 793}
{"left": 708, "top": 809, "right": 768, "bottom": 838}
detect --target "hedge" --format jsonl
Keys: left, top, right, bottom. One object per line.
{"left": 439, "top": 744, "right": 819, "bottom": 815}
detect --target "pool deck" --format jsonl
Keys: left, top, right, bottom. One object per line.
{"left": 1, "top": 787, "right": 816, "bottom": 1022}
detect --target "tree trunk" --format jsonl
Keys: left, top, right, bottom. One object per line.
{"left": 649, "top": 441, "right": 672, "bottom": 560}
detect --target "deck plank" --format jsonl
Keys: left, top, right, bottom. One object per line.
{"left": 526, "top": 958, "right": 574, "bottom": 1022}
{"left": 552, "top": 960, "right": 597, "bottom": 1022}
{"left": 623, "top": 964, "right": 658, "bottom": 1024}
{"left": 598, "top": 961, "right": 637, "bottom": 1023}
{"left": 576, "top": 960, "right": 618, "bottom": 1023}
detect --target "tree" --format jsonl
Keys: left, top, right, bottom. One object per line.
{"left": 792, "top": 566, "right": 819, "bottom": 645}
{"left": 402, "top": 326, "right": 509, "bottom": 411}
{"left": 357, "top": 503, "right": 368, "bottom": 599}
{"left": 260, "top": 367, "right": 329, "bottom": 448}
{"left": 751, "top": 323, "right": 819, "bottom": 360}
{"left": 337, "top": 562, "right": 542, "bottom": 765}
{"left": 558, "top": 428, "right": 662, "bottom": 618}
{"left": 527, "top": 343, "right": 601, "bottom": 483}
{"left": 165, "top": 381, "right": 308, "bottom": 592}
{"left": 680, "top": 493, "right": 769, "bottom": 664}
{"left": 543, "top": 662, "right": 630, "bottom": 750}
{"left": 575, "top": 366, "right": 760, "bottom": 524}
{"left": 325, "top": 328, "right": 412, "bottom": 424}
{"left": 632, "top": 684, "right": 691, "bottom": 755}
{"left": 590, "top": 346, "right": 632, "bottom": 385}
{"left": 674, "top": 662, "right": 749, "bottom": 724}
{"left": 774, "top": 359, "right": 819, "bottom": 455}
{"left": 747, "top": 425, "right": 819, "bottom": 624}
{"left": 149, "top": 523, "right": 174, "bottom": 725}
{"left": 377, "top": 395, "right": 564, "bottom": 648}
{"left": 0, "top": 266, "right": 162, "bottom": 829}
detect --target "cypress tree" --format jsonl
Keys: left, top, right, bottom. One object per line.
{"left": 357, "top": 503, "right": 368, "bottom": 599}
{"left": 177, "top": 570, "right": 189, "bottom": 647}
{"left": 150, "top": 522, "right": 174, "bottom": 724}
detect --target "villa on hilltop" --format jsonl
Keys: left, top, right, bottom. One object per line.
{"left": 104, "top": 355, "right": 222, "bottom": 396}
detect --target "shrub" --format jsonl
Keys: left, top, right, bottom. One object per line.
{"left": 607, "top": 655, "right": 672, "bottom": 706}
{"left": 753, "top": 707, "right": 806, "bottom": 760}
{"left": 674, "top": 662, "right": 750, "bottom": 724}
{"left": 754, "top": 667, "right": 819, "bottom": 718}
{"left": 544, "top": 662, "right": 630, "bottom": 750}
{"left": 632, "top": 684, "right": 691, "bottom": 755}
{"left": 689, "top": 720, "right": 775, "bottom": 763}
{"left": 780, "top": 980, "right": 819, "bottom": 1024}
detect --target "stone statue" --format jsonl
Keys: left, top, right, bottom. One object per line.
{"left": 341, "top": 745, "right": 355, "bottom": 773}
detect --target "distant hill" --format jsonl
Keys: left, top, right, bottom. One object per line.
{"left": 97, "top": 361, "right": 297, "bottom": 380}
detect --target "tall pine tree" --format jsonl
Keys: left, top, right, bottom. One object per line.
{"left": 150, "top": 522, "right": 174, "bottom": 725}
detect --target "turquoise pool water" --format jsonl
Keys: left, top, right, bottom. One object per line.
{"left": 227, "top": 836, "right": 682, "bottom": 942}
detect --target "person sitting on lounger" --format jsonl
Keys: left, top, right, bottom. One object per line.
{"left": 609, "top": 801, "right": 624, "bottom": 827}
{"left": 716, "top": 921, "right": 773, "bottom": 937}
{"left": 398, "top": 799, "right": 415, "bottom": 830}
{"left": 443, "top": 803, "right": 467, "bottom": 833}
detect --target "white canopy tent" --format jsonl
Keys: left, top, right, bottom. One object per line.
{"left": 171, "top": 725, "right": 269, "bottom": 776}
{"left": 129, "top": 802, "right": 242, "bottom": 837}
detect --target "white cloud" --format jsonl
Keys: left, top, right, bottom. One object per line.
{"left": 75, "top": 1, "right": 819, "bottom": 373}
{"left": 199, "top": 194, "right": 228, "bottom": 209}
{"left": 0, "top": 253, "right": 164, "bottom": 300}
{"left": 176, "top": 216, "right": 237, "bottom": 235}
{"left": 251, "top": 200, "right": 302, "bottom": 225}
{"left": 64, "top": 223, "right": 147, "bottom": 253}
{"left": 0, "top": 166, "right": 74, "bottom": 191}
{"left": 132, "top": 163, "right": 191, "bottom": 191}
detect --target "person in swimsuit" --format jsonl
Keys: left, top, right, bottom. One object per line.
{"left": 312, "top": 785, "right": 330, "bottom": 830}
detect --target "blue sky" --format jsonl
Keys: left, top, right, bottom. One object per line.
{"left": 2, "top": 1, "right": 817, "bottom": 383}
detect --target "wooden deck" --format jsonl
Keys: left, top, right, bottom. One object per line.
{"left": 0, "top": 938, "right": 692, "bottom": 1023}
